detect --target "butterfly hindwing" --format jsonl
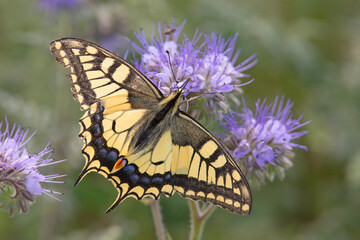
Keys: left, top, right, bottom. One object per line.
{"left": 169, "top": 112, "right": 252, "bottom": 214}
{"left": 89, "top": 108, "right": 252, "bottom": 214}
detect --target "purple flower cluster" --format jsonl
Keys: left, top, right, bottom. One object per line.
{"left": 223, "top": 96, "right": 310, "bottom": 184}
{"left": 126, "top": 19, "right": 310, "bottom": 185}
{"left": 0, "top": 119, "right": 65, "bottom": 215}
{"left": 128, "top": 20, "right": 257, "bottom": 119}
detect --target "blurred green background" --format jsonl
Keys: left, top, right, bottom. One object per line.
{"left": 1, "top": 0, "right": 359, "bottom": 239}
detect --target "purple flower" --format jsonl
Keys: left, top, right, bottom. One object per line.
{"left": 127, "top": 19, "right": 257, "bottom": 119}
{"left": 0, "top": 119, "right": 65, "bottom": 216}
{"left": 196, "top": 33, "right": 257, "bottom": 93}
{"left": 223, "top": 96, "right": 310, "bottom": 185}
{"left": 129, "top": 20, "right": 191, "bottom": 95}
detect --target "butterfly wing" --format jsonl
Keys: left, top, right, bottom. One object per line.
{"left": 50, "top": 38, "right": 251, "bottom": 215}
{"left": 50, "top": 37, "right": 163, "bottom": 111}
{"left": 50, "top": 38, "right": 167, "bottom": 200}
{"left": 169, "top": 112, "right": 252, "bottom": 215}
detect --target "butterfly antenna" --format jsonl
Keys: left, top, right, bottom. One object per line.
{"left": 180, "top": 78, "right": 191, "bottom": 91}
{"left": 165, "top": 50, "right": 178, "bottom": 89}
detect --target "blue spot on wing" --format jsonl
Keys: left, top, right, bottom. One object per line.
{"left": 106, "top": 150, "right": 118, "bottom": 163}
{"left": 97, "top": 148, "right": 107, "bottom": 159}
{"left": 152, "top": 177, "right": 163, "bottom": 185}
{"left": 139, "top": 177, "right": 150, "bottom": 185}
{"left": 130, "top": 174, "right": 140, "bottom": 183}
{"left": 122, "top": 165, "right": 136, "bottom": 175}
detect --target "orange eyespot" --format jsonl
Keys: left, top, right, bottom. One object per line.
{"left": 114, "top": 157, "right": 126, "bottom": 170}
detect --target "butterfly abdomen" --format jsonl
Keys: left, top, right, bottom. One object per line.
{"left": 133, "top": 91, "right": 183, "bottom": 149}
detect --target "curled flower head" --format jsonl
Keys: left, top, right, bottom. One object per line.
{"left": 128, "top": 19, "right": 257, "bottom": 120}
{"left": 0, "top": 119, "right": 65, "bottom": 216}
{"left": 223, "top": 96, "right": 310, "bottom": 185}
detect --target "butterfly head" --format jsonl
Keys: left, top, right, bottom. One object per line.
{"left": 158, "top": 80, "right": 189, "bottom": 116}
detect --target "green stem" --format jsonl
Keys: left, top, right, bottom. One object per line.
{"left": 149, "top": 199, "right": 166, "bottom": 240}
{"left": 189, "top": 201, "right": 216, "bottom": 240}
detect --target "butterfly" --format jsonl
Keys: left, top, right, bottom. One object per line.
{"left": 50, "top": 38, "right": 252, "bottom": 214}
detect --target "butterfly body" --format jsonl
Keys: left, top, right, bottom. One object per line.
{"left": 50, "top": 38, "right": 252, "bottom": 214}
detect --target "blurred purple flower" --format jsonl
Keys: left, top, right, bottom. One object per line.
{"left": 40, "top": 0, "right": 79, "bottom": 13}
{"left": 100, "top": 34, "right": 129, "bottom": 55}
{"left": 0, "top": 119, "right": 65, "bottom": 216}
{"left": 223, "top": 96, "right": 310, "bottom": 184}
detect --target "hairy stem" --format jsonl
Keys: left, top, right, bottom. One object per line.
{"left": 189, "top": 201, "right": 216, "bottom": 240}
{"left": 149, "top": 199, "right": 166, "bottom": 240}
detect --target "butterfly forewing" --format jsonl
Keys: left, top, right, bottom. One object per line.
{"left": 50, "top": 38, "right": 163, "bottom": 111}
{"left": 50, "top": 38, "right": 252, "bottom": 215}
